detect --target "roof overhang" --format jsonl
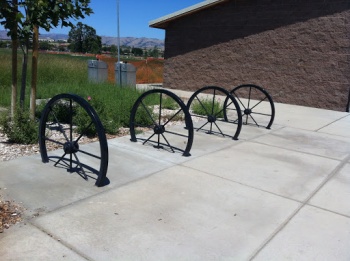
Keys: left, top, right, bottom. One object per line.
{"left": 149, "top": 0, "right": 229, "bottom": 29}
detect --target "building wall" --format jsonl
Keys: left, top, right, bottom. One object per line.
{"left": 163, "top": 0, "right": 350, "bottom": 111}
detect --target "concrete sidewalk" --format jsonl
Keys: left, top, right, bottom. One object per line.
{"left": 0, "top": 99, "right": 350, "bottom": 260}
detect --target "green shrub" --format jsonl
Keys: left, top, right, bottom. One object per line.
{"left": 0, "top": 108, "right": 38, "bottom": 144}
{"left": 76, "top": 97, "right": 120, "bottom": 137}
{"left": 134, "top": 104, "right": 155, "bottom": 127}
{"left": 161, "top": 97, "right": 179, "bottom": 110}
{"left": 49, "top": 102, "right": 74, "bottom": 124}
{"left": 192, "top": 99, "right": 224, "bottom": 118}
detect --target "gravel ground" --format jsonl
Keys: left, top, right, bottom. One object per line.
{"left": 0, "top": 132, "right": 40, "bottom": 162}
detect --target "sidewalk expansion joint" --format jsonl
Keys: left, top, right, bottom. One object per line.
{"left": 315, "top": 113, "right": 350, "bottom": 133}
{"left": 27, "top": 222, "right": 92, "bottom": 261}
{"left": 249, "top": 153, "right": 350, "bottom": 260}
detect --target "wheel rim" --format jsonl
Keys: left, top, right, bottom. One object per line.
{"left": 38, "top": 93, "right": 109, "bottom": 187}
{"left": 130, "top": 89, "right": 193, "bottom": 156}
{"left": 187, "top": 86, "right": 242, "bottom": 140}
{"left": 225, "top": 84, "right": 275, "bottom": 129}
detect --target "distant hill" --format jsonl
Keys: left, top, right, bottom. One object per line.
{"left": 102, "top": 36, "right": 164, "bottom": 49}
{"left": 0, "top": 30, "right": 69, "bottom": 41}
{"left": 0, "top": 30, "right": 164, "bottom": 49}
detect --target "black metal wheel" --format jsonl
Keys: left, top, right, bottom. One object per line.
{"left": 38, "top": 93, "right": 109, "bottom": 187}
{"left": 225, "top": 84, "right": 275, "bottom": 129}
{"left": 130, "top": 89, "right": 193, "bottom": 156}
{"left": 187, "top": 86, "right": 242, "bottom": 140}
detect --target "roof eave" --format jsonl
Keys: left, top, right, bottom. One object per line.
{"left": 149, "top": 0, "right": 229, "bottom": 29}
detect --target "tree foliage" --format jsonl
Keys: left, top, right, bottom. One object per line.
{"left": 132, "top": 47, "right": 143, "bottom": 57}
{"left": 68, "top": 22, "right": 101, "bottom": 54}
{"left": 148, "top": 47, "right": 160, "bottom": 58}
{"left": 0, "top": 0, "right": 92, "bottom": 118}
{"left": 1, "top": 0, "right": 93, "bottom": 43}
{"left": 38, "top": 41, "right": 52, "bottom": 50}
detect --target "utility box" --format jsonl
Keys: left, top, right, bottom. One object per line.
{"left": 115, "top": 62, "right": 136, "bottom": 87}
{"left": 88, "top": 60, "right": 108, "bottom": 83}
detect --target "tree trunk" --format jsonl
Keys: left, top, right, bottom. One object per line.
{"left": 10, "top": 0, "right": 18, "bottom": 118}
{"left": 19, "top": 41, "right": 28, "bottom": 110}
{"left": 11, "top": 39, "right": 18, "bottom": 118}
{"left": 30, "top": 25, "right": 39, "bottom": 119}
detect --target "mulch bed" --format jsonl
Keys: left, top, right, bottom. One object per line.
{"left": 0, "top": 195, "right": 23, "bottom": 233}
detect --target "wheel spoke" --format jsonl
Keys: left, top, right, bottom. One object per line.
{"left": 209, "top": 122, "right": 213, "bottom": 133}
{"left": 45, "top": 137, "right": 65, "bottom": 146}
{"left": 69, "top": 99, "right": 73, "bottom": 143}
{"left": 225, "top": 100, "right": 233, "bottom": 108}
{"left": 50, "top": 106, "right": 69, "bottom": 142}
{"left": 158, "top": 93, "right": 162, "bottom": 125}
{"left": 228, "top": 118, "right": 240, "bottom": 124}
{"left": 195, "top": 96, "right": 211, "bottom": 115}
{"left": 54, "top": 152, "right": 67, "bottom": 167}
{"left": 232, "top": 92, "right": 246, "bottom": 110}
{"left": 213, "top": 121, "right": 225, "bottom": 137}
{"left": 247, "top": 87, "right": 252, "bottom": 109}
{"left": 72, "top": 153, "right": 88, "bottom": 180}
{"left": 250, "top": 96, "right": 268, "bottom": 111}
{"left": 143, "top": 133, "right": 156, "bottom": 145}
{"left": 77, "top": 148, "right": 102, "bottom": 160}
{"left": 214, "top": 106, "right": 225, "bottom": 118}
{"left": 157, "top": 133, "right": 161, "bottom": 147}
{"left": 163, "top": 108, "right": 183, "bottom": 126}
{"left": 160, "top": 133, "right": 175, "bottom": 153}
{"left": 197, "top": 121, "right": 209, "bottom": 131}
{"left": 251, "top": 111, "right": 272, "bottom": 117}
{"left": 140, "top": 100, "right": 157, "bottom": 125}
{"left": 190, "top": 114, "right": 207, "bottom": 120}
{"left": 211, "top": 89, "right": 216, "bottom": 115}
{"left": 164, "top": 129, "right": 190, "bottom": 138}
{"left": 75, "top": 121, "right": 94, "bottom": 144}
{"left": 248, "top": 113, "right": 260, "bottom": 127}
{"left": 70, "top": 152, "right": 73, "bottom": 169}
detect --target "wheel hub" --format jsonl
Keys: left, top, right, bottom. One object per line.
{"left": 153, "top": 125, "right": 165, "bottom": 134}
{"left": 208, "top": 115, "right": 216, "bottom": 123}
{"left": 63, "top": 141, "right": 79, "bottom": 154}
{"left": 244, "top": 108, "right": 252, "bottom": 115}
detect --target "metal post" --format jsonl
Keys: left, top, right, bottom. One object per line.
{"left": 117, "top": 0, "right": 122, "bottom": 87}
{"left": 346, "top": 86, "right": 350, "bottom": 112}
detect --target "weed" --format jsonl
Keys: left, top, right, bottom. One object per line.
{"left": 192, "top": 98, "right": 224, "bottom": 118}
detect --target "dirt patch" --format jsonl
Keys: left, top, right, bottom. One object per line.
{"left": 98, "top": 56, "right": 164, "bottom": 84}
{"left": 0, "top": 195, "right": 23, "bottom": 233}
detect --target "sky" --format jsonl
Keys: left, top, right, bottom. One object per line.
{"left": 37, "top": 0, "right": 203, "bottom": 40}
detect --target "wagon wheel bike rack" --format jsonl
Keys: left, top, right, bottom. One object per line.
{"left": 187, "top": 86, "right": 243, "bottom": 140}
{"left": 224, "top": 84, "right": 275, "bottom": 129}
{"left": 39, "top": 93, "right": 109, "bottom": 187}
{"left": 130, "top": 89, "right": 194, "bottom": 156}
